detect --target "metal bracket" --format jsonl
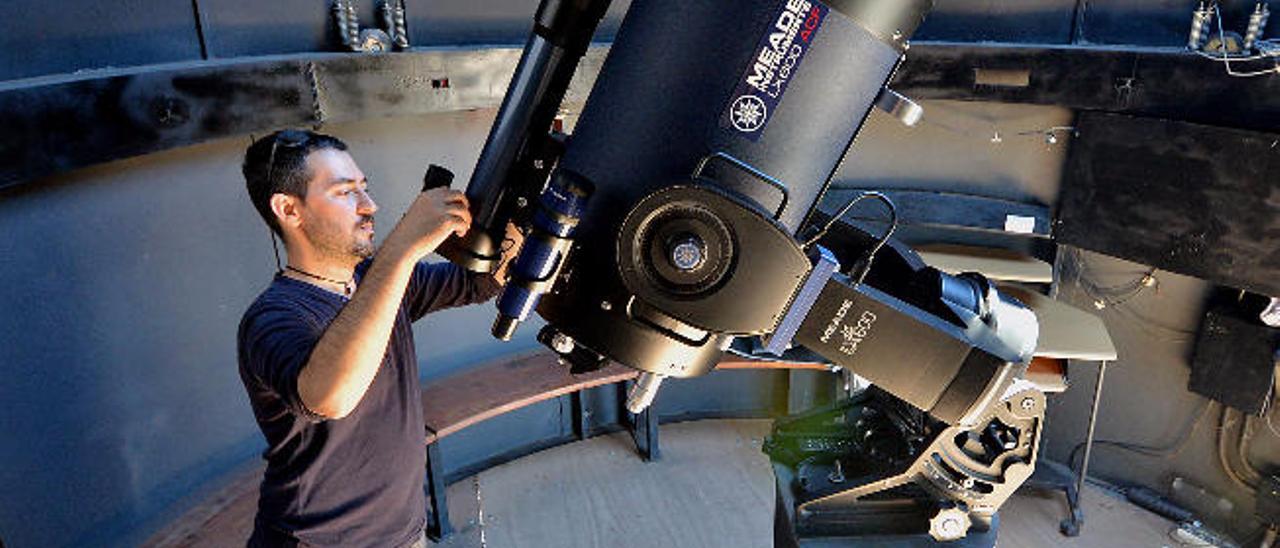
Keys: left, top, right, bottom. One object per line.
{"left": 797, "top": 387, "right": 1046, "bottom": 541}
{"left": 874, "top": 87, "right": 923, "bottom": 126}
{"left": 763, "top": 245, "right": 840, "bottom": 356}
{"left": 332, "top": 0, "right": 411, "bottom": 53}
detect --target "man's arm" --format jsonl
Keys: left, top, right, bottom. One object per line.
{"left": 402, "top": 222, "right": 524, "bottom": 321}
{"left": 297, "top": 188, "right": 471, "bottom": 419}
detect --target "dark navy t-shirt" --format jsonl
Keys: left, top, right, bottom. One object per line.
{"left": 237, "top": 260, "right": 500, "bottom": 548}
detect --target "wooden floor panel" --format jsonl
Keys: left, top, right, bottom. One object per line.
{"left": 438, "top": 420, "right": 1175, "bottom": 548}
{"left": 153, "top": 419, "right": 1176, "bottom": 547}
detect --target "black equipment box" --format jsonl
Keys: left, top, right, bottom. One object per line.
{"left": 1188, "top": 289, "right": 1277, "bottom": 415}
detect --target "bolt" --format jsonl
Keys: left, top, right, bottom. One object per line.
{"left": 516, "top": 196, "right": 529, "bottom": 208}
{"left": 892, "top": 29, "right": 904, "bottom": 41}
{"left": 962, "top": 478, "right": 976, "bottom": 489}
{"left": 551, "top": 332, "right": 575, "bottom": 354}
{"left": 670, "top": 236, "right": 706, "bottom": 271}
{"left": 828, "top": 460, "right": 846, "bottom": 484}
{"left": 600, "top": 301, "right": 612, "bottom": 311}
{"left": 940, "top": 518, "right": 962, "bottom": 536}
{"left": 1021, "top": 397, "right": 1037, "bottom": 410}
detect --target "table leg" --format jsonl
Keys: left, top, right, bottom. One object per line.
{"left": 1062, "top": 360, "right": 1108, "bottom": 537}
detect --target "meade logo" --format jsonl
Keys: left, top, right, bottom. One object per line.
{"left": 720, "top": 0, "right": 828, "bottom": 141}
{"left": 730, "top": 95, "right": 768, "bottom": 132}
{"left": 746, "top": 0, "right": 824, "bottom": 98}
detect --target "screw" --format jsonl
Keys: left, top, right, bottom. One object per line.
{"left": 600, "top": 301, "right": 612, "bottom": 311}
{"left": 516, "top": 197, "right": 529, "bottom": 208}
{"left": 1021, "top": 397, "right": 1036, "bottom": 410}
{"left": 828, "top": 460, "right": 846, "bottom": 484}
{"left": 940, "top": 518, "right": 962, "bottom": 536}
{"left": 551, "top": 332, "right": 575, "bottom": 354}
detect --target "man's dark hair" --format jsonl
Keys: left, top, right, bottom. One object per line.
{"left": 243, "top": 129, "right": 349, "bottom": 237}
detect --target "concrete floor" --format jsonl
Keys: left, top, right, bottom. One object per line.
{"left": 430, "top": 419, "right": 1177, "bottom": 548}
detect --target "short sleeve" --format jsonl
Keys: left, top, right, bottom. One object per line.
{"left": 404, "top": 261, "right": 502, "bottom": 321}
{"left": 238, "top": 302, "right": 328, "bottom": 422}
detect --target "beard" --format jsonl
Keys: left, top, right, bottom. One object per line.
{"left": 304, "top": 214, "right": 376, "bottom": 263}
{"left": 352, "top": 232, "right": 375, "bottom": 259}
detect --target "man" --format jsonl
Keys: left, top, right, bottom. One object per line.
{"left": 237, "top": 129, "right": 517, "bottom": 547}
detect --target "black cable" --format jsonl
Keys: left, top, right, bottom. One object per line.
{"left": 1066, "top": 399, "right": 1214, "bottom": 474}
{"left": 270, "top": 231, "right": 284, "bottom": 274}
{"left": 803, "top": 191, "right": 898, "bottom": 285}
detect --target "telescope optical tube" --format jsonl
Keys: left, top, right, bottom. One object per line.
{"left": 446, "top": 0, "right": 612, "bottom": 272}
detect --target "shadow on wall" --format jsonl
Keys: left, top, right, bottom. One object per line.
{"left": 7, "top": 0, "right": 1279, "bottom": 83}
{"left": 0, "top": 135, "right": 271, "bottom": 547}
{"left": 836, "top": 100, "right": 1074, "bottom": 207}
{"left": 0, "top": 109, "right": 527, "bottom": 547}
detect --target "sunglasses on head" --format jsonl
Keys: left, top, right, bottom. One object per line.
{"left": 266, "top": 129, "right": 314, "bottom": 185}
{"left": 263, "top": 129, "right": 315, "bottom": 273}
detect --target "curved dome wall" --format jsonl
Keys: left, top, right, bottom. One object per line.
{"left": 7, "top": 0, "right": 1278, "bottom": 83}
{"left": 0, "top": 111, "right": 541, "bottom": 547}
{"left": 2, "top": 1, "right": 1280, "bottom": 547}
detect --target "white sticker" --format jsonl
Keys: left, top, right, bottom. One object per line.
{"left": 1260, "top": 297, "right": 1280, "bottom": 328}
{"left": 1004, "top": 215, "right": 1037, "bottom": 234}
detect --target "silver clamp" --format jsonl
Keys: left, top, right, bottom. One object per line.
{"left": 874, "top": 87, "right": 923, "bottom": 127}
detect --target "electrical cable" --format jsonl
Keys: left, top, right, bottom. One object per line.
{"left": 1217, "top": 405, "right": 1259, "bottom": 492}
{"left": 1195, "top": 50, "right": 1280, "bottom": 62}
{"left": 1066, "top": 398, "right": 1214, "bottom": 473}
{"left": 1063, "top": 248, "right": 1195, "bottom": 343}
{"left": 1260, "top": 380, "right": 1280, "bottom": 439}
{"left": 1208, "top": 5, "right": 1280, "bottom": 77}
{"left": 1069, "top": 247, "right": 1159, "bottom": 308}
{"left": 1238, "top": 414, "right": 1264, "bottom": 485}
{"left": 803, "top": 191, "right": 897, "bottom": 285}
{"left": 918, "top": 117, "right": 1077, "bottom": 146}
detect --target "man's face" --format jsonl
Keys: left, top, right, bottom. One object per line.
{"left": 295, "top": 148, "right": 378, "bottom": 262}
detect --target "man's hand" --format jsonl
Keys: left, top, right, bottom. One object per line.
{"left": 298, "top": 187, "right": 472, "bottom": 419}
{"left": 387, "top": 188, "right": 472, "bottom": 261}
